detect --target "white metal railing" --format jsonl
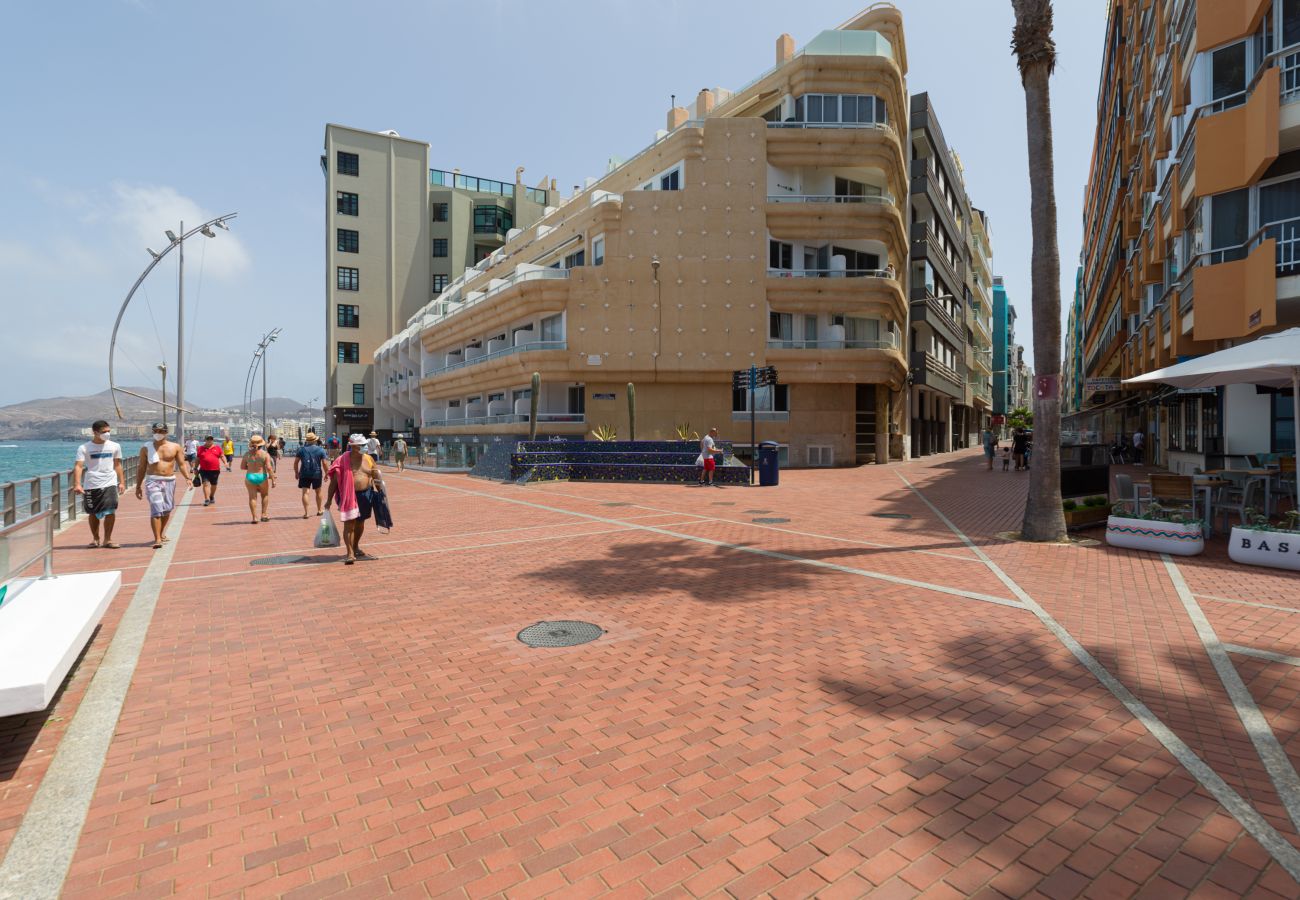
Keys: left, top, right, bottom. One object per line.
{"left": 1284, "top": 49, "right": 1300, "bottom": 101}
{"left": 766, "top": 121, "right": 894, "bottom": 134}
{"left": 1261, "top": 216, "right": 1300, "bottom": 272}
{"left": 421, "top": 412, "right": 585, "bottom": 428}
{"left": 424, "top": 340, "right": 567, "bottom": 377}
{"left": 766, "top": 268, "right": 895, "bottom": 279}
{"left": 767, "top": 193, "right": 895, "bottom": 206}
{"left": 422, "top": 270, "right": 570, "bottom": 332}
{"left": 766, "top": 336, "right": 899, "bottom": 351}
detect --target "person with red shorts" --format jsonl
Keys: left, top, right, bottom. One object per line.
{"left": 698, "top": 427, "right": 723, "bottom": 487}
{"left": 196, "top": 435, "right": 225, "bottom": 506}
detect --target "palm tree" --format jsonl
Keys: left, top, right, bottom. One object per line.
{"left": 1011, "top": 0, "right": 1066, "bottom": 541}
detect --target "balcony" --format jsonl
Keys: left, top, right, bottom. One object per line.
{"left": 764, "top": 119, "right": 905, "bottom": 177}
{"left": 421, "top": 412, "right": 586, "bottom": 430}
{"left": 765, "top": 268, "right": 904, "bottom": 322}
{"left": 419, "top": 268, "right": 570, "bottom": 350}
{"left": 765, "top": 334, "right": 905, "bottom": 384}
{"left": 910, "top": 294, "right": 965, "bottom": 350}
{"left": 766, "top": 195, "right": 906, "bottom": 261}
{"left": 910, "top": 222, "right": 963, "bottom": 297}
{"left": 909, "top": 351, "right": 965, "bottom": 400}
{"left": 766, "top": 337, "right": 898, "bottom": 351}
{"left": 423, "top": 340, "right": 567, "bottom": 378}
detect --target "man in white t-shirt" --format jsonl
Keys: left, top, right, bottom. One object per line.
{"left": 367, "top": 431, "right": 382, "bottom": 462}
{"left": 698, "top": 427, "right": 723, "bottom": 487}
{"left": 72, "top": 419, "right": 126, "bottom": 548}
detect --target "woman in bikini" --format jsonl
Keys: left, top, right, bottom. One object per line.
{"left": 241, "top": 434, "right": 276, "bottom": 524}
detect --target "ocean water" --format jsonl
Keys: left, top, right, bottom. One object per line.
{"left": 0, "top": 439, "right": 151, "bottom": 519}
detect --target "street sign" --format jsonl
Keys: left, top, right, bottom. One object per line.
{"left": 1084, "top": 377, "right": 1121, "bottom": 393}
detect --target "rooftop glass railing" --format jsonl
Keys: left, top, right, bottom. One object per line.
{"left": 429, "top": 169, "right": 546, "bottom": 205}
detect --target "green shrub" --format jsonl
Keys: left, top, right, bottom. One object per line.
{"left": 1062, "top": 499, "right": 1078, "bottom": 511}
{"left": 1084, "top": 495, "right": 1108, "bottom": 508}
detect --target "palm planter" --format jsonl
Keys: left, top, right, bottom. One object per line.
{"left": 1105, "top": 515, "right": 1204, "bottom": 556}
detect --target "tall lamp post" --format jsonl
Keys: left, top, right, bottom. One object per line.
{"left": 109, "top": 213, "right": 238, "bottom": 445}
{"left": 158, "top": 363, "right": 168, "bottom": 431}
{"left": 245, "top": 328, "right": 282, "bottom": 437}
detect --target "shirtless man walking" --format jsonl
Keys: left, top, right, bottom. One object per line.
{"left": 135, "top": 422, "right": 190, "bottom": 549}
{"left": 325, "top": 433, "right": 386, "bottom": 565}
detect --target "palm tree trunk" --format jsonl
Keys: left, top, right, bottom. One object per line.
{"left": 1013, "top": 0, "right": 1066, "bottom": 541}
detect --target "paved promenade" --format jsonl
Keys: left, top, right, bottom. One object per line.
{"left": 2, "top": 450, "right": 1300, "bottom": 897}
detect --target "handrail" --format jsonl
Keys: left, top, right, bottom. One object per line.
{"left": 766, "top": 268, "right": 895, "bottom": 279}
{"left": 0, "top": 507, "right": 55, "bottom": 582}
{"left": 767, "top": 193, "right": 894, "bottom": 205}
{"left": 425, "top": 340, "right": 567, "bottom": 378}
{"left": 3, "top": 463, "right": 145, "bottom": 531}
{"left": 767, "top": 337, "right": 899, "bottom": 351}
{"left": 766, "top": 121, "right": 894, "bottom": 133}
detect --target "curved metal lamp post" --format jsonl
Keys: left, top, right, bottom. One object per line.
{"left": 108, "top": 212, "right": 238, "bottom": 444}
{"left": 242, "top": 329, "right": 281, "bottom": 436}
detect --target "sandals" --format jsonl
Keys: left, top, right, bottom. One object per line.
{"left": 302, "top": 513, "right": 309, "bottom": 519}
{"left": 354, "top": 549, "right": 378, "bottom": 560}
{"left": 103, "top": 542, "right": 120, "bottom": 549}
{"left": 152, "top": 542, "right": 163, "bottom": 549}
{"left": 260, "top": 516, "right": 270, "bottom": 522}
{"left": 87, "top": 541, "right": 100, "bottom": 548}
{"left": 343, "top": 556, "right": 355, "bottom": 565}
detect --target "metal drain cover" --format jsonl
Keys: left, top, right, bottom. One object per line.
{"left": 752, "top": 517, "right": 789, "bottom": 524}
{"left": 603, "top": 502, "right": 631, "bottom": 507}
{"left": 871, "top": 513, "right": 913, "bottom": 520}
{"left": 744, "top": 509, "right": 771, "bottom": 514}
{"left": 518, "top": 621, "right": 604, "bottom": 648}
{"left": 712, "top": 502, "right": 735, "bottom": 506}
{"left": 250, "top": 554, "right": 308, "bottom": 566}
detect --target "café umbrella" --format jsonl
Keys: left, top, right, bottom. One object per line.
{"left": 1123, "top": 326, "right": 1300, "bottom": 456}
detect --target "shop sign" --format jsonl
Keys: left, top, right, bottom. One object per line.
{"left": 1085, "top": 377, "right": 1121, "bottom": 392}
{"left": 338, "top": 409, "right": 370, "bottom": 423}
{"left": 592, "top": 392, "right": 616, "bottom": 401}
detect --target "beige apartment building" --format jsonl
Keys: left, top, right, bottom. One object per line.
{"left": 377, "top": 6, "right": 911, "bottom": 468}
{"left": 322, "top": 124, "right": 549, "bottom": 437}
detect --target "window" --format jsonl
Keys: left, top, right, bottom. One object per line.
{"left": 592, "top": 235, "right": 605, "bottom": 266}
{"left": 353, "top": 383, "right": 365, "bottom": 405}
{"left": 660, "top": 168, "right": 680, "bottom": 190}
{"left": 1275, "top": 392, "right": 1297, "bottom": 452}
{"left": 337, "top": 304, "right": 359, "bottom": 328}
{"left": 337, "top": 266, "right": 359, "bottom": 291}
{"left": 337, "top": 228, "right": 359, "bottom": 253}
{"left": 541, "top": 313, "right": 564, "bottom": 342}
{"left": 336, "top": 192, "right": 358, "bottom": 216}
{"left": 433, "top": 274, "right": 449, "bottom": 293}
{"left": 432, "top": 238, "right": 448, "bottom": 257}
{"left": 336, "top": 151, "right": 359, "bottom": 176}
{"left": 568, "top": 385, "right": 585, "bottom": 414}
{"left": 794, "top": 94, "right": 886, "bottom": 124}
{"left": 769, "top": 312, "right": 793, "bottom": 343}
{"left": 834, "top": 177, "right": 882, "bottom": 199}
{"left": 807, "top": 446, "right": 835, "bottom": 467}
{"left": 733, "top": 383, "right": 790, "bottom": 413}
{"left": 473, "top": 204, "right": 513, "bottom": 234}
{"left": 432, "top": 202, "right": 449, "bottom": 222}
{"left": 1211, "top": 41, "right": 1247, "bottom": 102}
{"left": 1210, "top": 189, "right": 1249, "bottom": 259}
{"left": 832, "top": 245, "right": 881, "bottom": 272}
{"left": 337, "top": 342, "right": 360, "bottom": 364}
{"left": 769, "top": 240, "right": 793, "bottom": 270}
{"left": 474, "top": 245, "right": 494, "bottom": 262}
{"left": 1285, "top": 0, "right": 1300, "bottom": 49}
{"left": 564, "top": 249, "right": 585, "bottom": 268}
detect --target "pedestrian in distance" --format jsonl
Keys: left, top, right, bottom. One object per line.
{"left": 136, "top": 423, "right": 189, "bottom": 549}
{"left": 183, "top": 436, "right": 198, "bottom": 470}
{"left": 327, "top": 433, "right": 341, "bottom": 461}
{"left": 325, "top": 433, "right": 386, "bottom": 565}
{"left": 196, "top": 435, "right": 224, "bottom": 506}
{"left": 1132, "top": 427, "right": 1145, "bottom": 466}
{"left": 265, "top": 433, "right": 280, "bottom": 473}
{"left": 72, "top": 419, "right": 125, "bottom": 549}
{"left": 1011, "top": 427, "right": 1029, "bottom": 471}
{"left": 697, "top": 427, "right": 723, "bottom": 487}
{"left": 982, "top": 427, "right": 996, "bottom": 471}
{"left": 294, "top": 431, "right": 328, "bottom": 518}
{"left": 1000, "top": 444, "right": 1012, "bottom": 472}
{"left": 221, "top": 435, "right": 235, "bottom": 471}
{"left": 367, "top": 431, "right": 382, "bottom": 462}
{"left": 392, "top": 435, "right": 408, "bottom": 472}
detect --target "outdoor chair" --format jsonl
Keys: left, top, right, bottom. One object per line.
{"left": 1149, "top": 474, "right": 1198, "bottom": 521}
{"left": 1113, "top": 473, "right": 1149, "bottom": 515}
{"left": 1279, "top": 456, "right": 1298, "bottom": 511}
{"left": 1216, "top": 477, "right": 1265, "bottom": 532}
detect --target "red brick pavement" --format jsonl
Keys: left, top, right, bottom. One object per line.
{"left": 2, "top": 450, "right": 1299, "bottom": 897}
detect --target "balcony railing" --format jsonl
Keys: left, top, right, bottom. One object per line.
{"left": 766, "top": 121, "right": 895, "bottom": 134}
{"left": 420, "top": 268, "right": 570, "bottom": 330}
{"left": 422, "top": 412, "right": 586, "bottom": 428}
{"left": 1284, "top": 50, "right": 1300, "bottom": 102}
{"left": 767, "top": 193, "right": 895, "bottom": 206}
{"left": 424, "top": 340, "right": 567, "bottom": 377}
{"left": 766, "top": 336, "right": 899, "bottom": 351}
{"left": 767, "top": 268, "right": 895, "bottom": 279}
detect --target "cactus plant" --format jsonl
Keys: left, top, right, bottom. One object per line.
{"left": 627, "top": 382, "right": 636, "bottom": 442}
{"left": 591, "top": 424, "right": 618, "bottom": 442}
{"left": 528, "top": 372, "right": 540, "bottom": 440}
{"left": 674, "top": 422, "right": 699, "bottom": 441}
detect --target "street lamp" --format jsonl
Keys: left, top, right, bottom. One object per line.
{"left": 158, "top": 363, "right": 168, "bottom": 430}
{"left": 243, "top": 329, "right": 282, "bottom": 437}
{"left": 108, "top": 212, "right": 238, "bottom": 447}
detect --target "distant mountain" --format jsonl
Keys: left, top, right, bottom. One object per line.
{"left": 0, "top": 388, "right": 318, "bottom": 439}
{"left": 215, "top": 397, "right": 322, "bottom": 417}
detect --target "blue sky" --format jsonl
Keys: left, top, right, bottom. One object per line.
{"left": 0, "top": 0, "right": 1106, "bottom": 408}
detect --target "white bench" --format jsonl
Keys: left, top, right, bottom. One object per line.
{"left": 0, "top": 510, "right": 121, "bottom": 716}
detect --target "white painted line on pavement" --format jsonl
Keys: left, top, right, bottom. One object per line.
{"left": 1164, "top": 556, "right": 1300, "bottom": 833}
{"left": 1197, "top": 594, "right": 1300, "bottom": 616}
{"left": 1225, "top": 644, "right": 1300, "bottom": 668}
{"left": 893, "top": 471, "right": 1300, "bottom": 882}
{"left": 393, "top": 473, "right": 1026, "bottom": 612}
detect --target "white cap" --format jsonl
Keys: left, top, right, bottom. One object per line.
{"left": 348, "top": 433, "right": 367, "bottom": 446}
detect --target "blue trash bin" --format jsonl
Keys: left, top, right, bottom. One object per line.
{"left": 758, "top": 441, "right": 780, "bottom": 487}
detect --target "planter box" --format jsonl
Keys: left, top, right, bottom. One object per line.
{"left": 1229, "top": 526, "right": 1300, "bottom": 571}
{"left": 1063, "top": 506, "right": 1109, "bottom": 529}
{"left": 1105, "top": 516, "right": 1204, "bottom": 556}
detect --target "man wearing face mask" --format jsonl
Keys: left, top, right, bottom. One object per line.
{"left": 135, "top": 423, "right": 190, "bottom": 549}
{"left": 72, "top": 419, "right": 125, "bottom": 549}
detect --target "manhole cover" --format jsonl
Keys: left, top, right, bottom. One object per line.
{"left": 250, "top": 555, "right": 308, "bottom": 566}
{"left": 871, "top": 513, "right": 913, "bottom": 520}
{"left": 752, "top": 518, "right": 789, "bottom": 524}
{"left": 517, "top": 621, "right": 604, "bottom": 648}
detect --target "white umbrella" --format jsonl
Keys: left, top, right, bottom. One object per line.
{"left": 1124, "top": 326, "right": 1300, "bottom": 457}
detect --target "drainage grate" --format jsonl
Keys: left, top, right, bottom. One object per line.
{"left": 712, "top": 502, "right": 735, "bottom": 506}
{"left": 871, "top": 513, "right": 913, "bottom": 520}
{"left": 744, "top": 509, "right": 771, "bottom": 514}
{"left": 752, "top": 517, "right": 790, "bottom": 524}
{"left": 603, "top": 502, "right": 632, "bottom": 507}
{"left": 250, "top": 554, "right": 308, "bottom": 567}
{"left": 517, "top": 621, "right": 604, "bottom": 648}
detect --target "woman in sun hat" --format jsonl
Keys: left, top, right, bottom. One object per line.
{"left": 241, "top": 434, "right": 276, "bottom": 524}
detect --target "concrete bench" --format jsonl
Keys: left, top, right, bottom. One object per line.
{"left": 0, "top": 510, "right": 121, "bottom": 717}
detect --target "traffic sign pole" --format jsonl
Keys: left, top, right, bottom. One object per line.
{"left": 749, "top": 365, "right": 757, "bottom": 485}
